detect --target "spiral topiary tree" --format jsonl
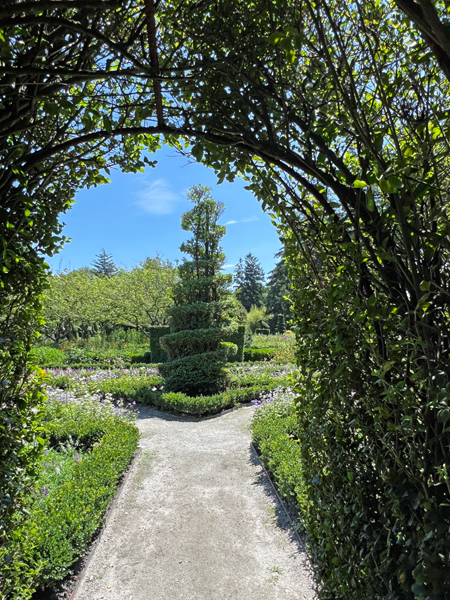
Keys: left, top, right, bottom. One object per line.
{"left": 159, "top": 185, "right": 240, "bottom": 396}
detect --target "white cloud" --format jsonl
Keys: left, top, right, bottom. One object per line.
{"left": 136, "top": 179, "right": 180, "bottom": 214}
{"left": 225, "top": 216, "right": 259, "bottom": 225}
{"left": 223, "top": 264, "right": 236, "bottom": 269}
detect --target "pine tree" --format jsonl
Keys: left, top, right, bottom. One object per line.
{"left": 266, "top": 250, "right": 292, "bottom": 333}
{"left": 234, "top": 253, "right": 265, "bottom": 311}
{"left": 91, "top": 249, "right": 118, "bottom": 278}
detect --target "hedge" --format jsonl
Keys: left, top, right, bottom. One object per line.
{"left": 0, "top": 397, "right": 139, "bottom": 599}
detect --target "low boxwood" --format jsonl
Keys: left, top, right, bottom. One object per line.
{"left": 94, "top": 371, "right": 292, "bottom": 417}
{"left": 1, "top": 392, "right": 139, "bottom": 599}
{"left": 43, "top": 361, "right": 151, "bottom": 370}
{"left": 243, "top": 347, "right": 276, "bottom": 362}
{"left": 29, "top": 345, "right": 152, "bottom": 368}
{"left": 251, "top": 390, "right": 304, "bottom": 509}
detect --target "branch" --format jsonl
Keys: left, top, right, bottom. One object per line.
{"left": 0, "top": 0, "right": 126, "bottom": 18}
{"left": 394, "top": 0, "right": 450, "bottom": 81}
{"left": 144, "top": 0, "right": 164, "bottom": 127}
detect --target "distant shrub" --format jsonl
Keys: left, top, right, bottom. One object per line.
{"left": 224, "top": 325, "right": 245, "bottom": 362}
{"left": 243, "top": 347, "right": 276, "bottom": 362}
{"left": 28, "top": 346, "right": 66, "bottom": 366}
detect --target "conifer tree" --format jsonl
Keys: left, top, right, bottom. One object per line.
{"left": 266, "top": 250, "right": 292, "bottom": 332}
{"left": 91, "top": 249, "right": 118, "bottom": 278}
{"left": 234, "top": 253, "right": 265, "bottom": 311}
{"left": 160, "top": 185, "right": 241, "bottom": 396}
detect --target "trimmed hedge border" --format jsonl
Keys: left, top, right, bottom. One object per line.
{"left": 251, "top": 398, "right": 304, "bottom": 510}
{"left": 243, "top": 347, "right": 276, "bottom": 362}
{"left": 1, "top": 419, "right": 139, "bottom": 599}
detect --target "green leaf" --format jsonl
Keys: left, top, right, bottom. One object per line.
{"left": 388, "top": 176, "right": 402, "bottom": 190}
{"left": 437, "top": 408, "right": 450, "bottom": 423}
{"left": 268, "top": 31, "right": 284, "bottom": 45}
{"left": 419, "top": 281, "right": 431, "bottom": 292}
{"left": 366, "top": 188, "right": 375, "bottom": 212}
{"left": 103, "top": 115, "right": 113, "bottom": 134}
{"left": 191, "top": 144, "right": 204, "bottom": 162}
{"left": 353, "top": 180, "right": 368, "bottom": 188}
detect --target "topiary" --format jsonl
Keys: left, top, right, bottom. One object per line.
{"left": 159, "top": 185, "right": 243, "bottom": 396}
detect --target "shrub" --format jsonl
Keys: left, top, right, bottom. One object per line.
{"left": 0, "top": 391, "right": 139, "bottom": 599}
{"left": 252, "top": 389, "right": 304, "bottom": 508}
{"left": 0, "top": 369, "right": 46, "bottom": 598}
{"left": 149, "top": 326, "right": 169, "bottom": 363}
{"left": 159, "top": 345, "right": 236, "bottom": 396}
{"left": 224, "top": 325, "right": 245, "bottom": 362}
{"left": 28, "top": 346, "right": 66, "bottom": 366}
{"left": 243, "top": 347, "right": 276, "bottom": 362}
{"left": 160, "top": 185, "right": 244, "bottom": 395}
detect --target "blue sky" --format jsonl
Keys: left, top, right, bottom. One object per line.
{"left": 48, "top": 147, "right": 283, "bottom": 278}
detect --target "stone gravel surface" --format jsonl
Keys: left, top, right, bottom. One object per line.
{"left": 73, "top": 405, "right": 316, "bottom": 600}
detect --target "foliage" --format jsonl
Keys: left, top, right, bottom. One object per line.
{"left": 243, "top": 347, "right": 276, "bottom": 362}
{"left": 28, "top": 347, "right": 66, "bottom": 367}
{"left": 149, "top": 326, "right": 170, "bottom": 363}
{"left": 84, "top": 369, "right": 293, "bottom": 417}
{"left": 3, "top": 1, "right": 450, "bottom": 596}
{"left": 40, "top": 257, "right": 177, "bottom": 344}
{"left": 252, "top": 389, "right": 304, "bottom": 509}
{"left": 0, "top": 388, "right": 138, "bottom": 599}
{"left": 90, "top": 248, "right": 118, "bottom": 278}
{"left": 246, "top": 305, "right": 273, "bottom": 335}
{"left": 161, "top": 185, "right": 243, "bottom": 395}
{"left": 30, "top": 342, "right": 150, "bottom": 368}
{"left": 224, "top": 324, "right": 246, "bottom": 362}
{"left": 266, "top": 251, "right": 292, "bottom": 333}
{"left": 234, "top": 254, "right": 266, "bottom": 311}
{"left": 0, "top": 368, "right": 46, "bottom": 590}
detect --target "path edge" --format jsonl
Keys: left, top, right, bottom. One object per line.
{"left": 69, "top": 447, "right": 141, "bottom": 600}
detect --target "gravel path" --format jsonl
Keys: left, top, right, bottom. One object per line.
{"left": 73, "top": 405, "right": 316, "bottom": 600}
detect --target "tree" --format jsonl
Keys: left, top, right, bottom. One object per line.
{"left": 234, "top": 254, "right": 266, "bottom": 312}
{"left": 246, "top": 305, "right": 273, "bottom": 335}
{"left": 40, "top": 259, "right": 178, "bottom": 344}
{"left": 160, "top": 185, "right": 240, "bottom": 395}
{"left": 91, "top": 249, "right": 118, "bottom": 278}
{"left": 41, "top": 269, "right": 100, "bottom": 345}
{"left": 266, "top": 251, "right": 292, "bottom": 333}
{"left": 110, "top": 256, "right": 177, "bottom": 331}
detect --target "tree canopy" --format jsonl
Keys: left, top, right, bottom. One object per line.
{"left": 234, "top": 253, "right": 266, "bottom": 312}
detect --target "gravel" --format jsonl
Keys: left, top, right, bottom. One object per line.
{"left": 72, "top": 405, "right": 316, "bottom": 600}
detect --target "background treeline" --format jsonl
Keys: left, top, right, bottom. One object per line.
{"left": 41, "top": 250, "right": 292, "bottom": 346}
{"left": 41, "top": 255, "right": 177, "bottom": 344}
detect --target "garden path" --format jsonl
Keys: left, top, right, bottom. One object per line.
{"left": 73, "top": 405, "right": 315, "bottom": 600}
